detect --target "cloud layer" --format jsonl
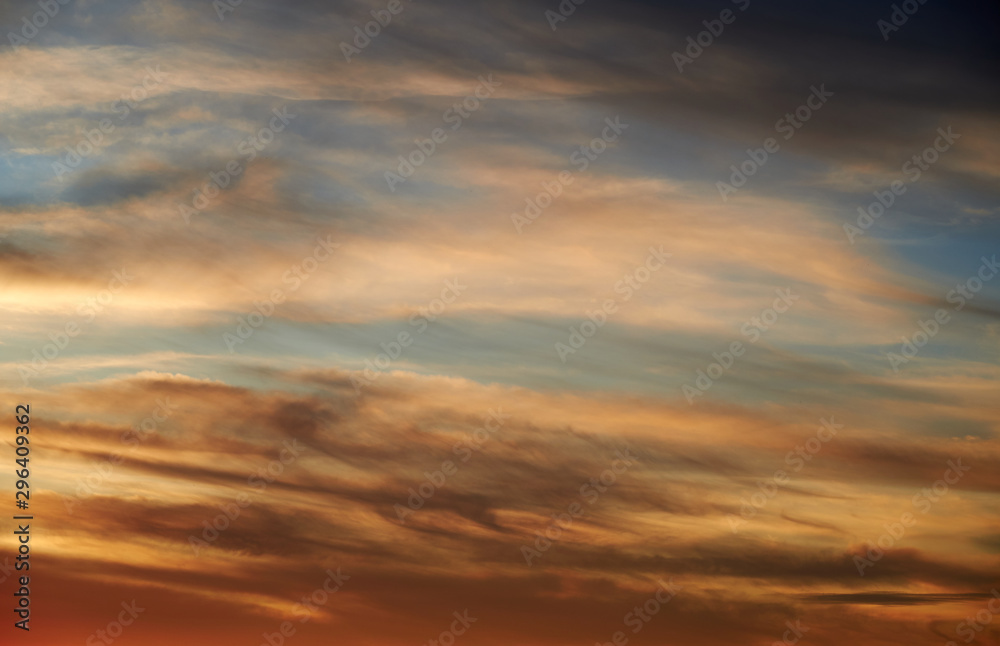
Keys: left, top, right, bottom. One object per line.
{"left": 1, "top": 0, "right": 998, "bottom": 644}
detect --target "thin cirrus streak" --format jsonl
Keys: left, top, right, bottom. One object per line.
{"left": 0, "top": 0, "right": 998, "bottom": 645}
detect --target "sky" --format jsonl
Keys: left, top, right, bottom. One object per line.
{"left": 0, "top": 0, "right": 999, "bottom": 644}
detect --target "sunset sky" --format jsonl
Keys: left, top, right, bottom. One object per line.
{"left": 1, "top": 0, "right": 999, "bottom": 644}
